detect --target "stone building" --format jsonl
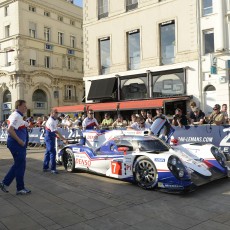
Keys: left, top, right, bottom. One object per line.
{"left": 0, "top": 0, "right": 83, "bottom": 120}
{"left": 82, "top": 0, "right": 230, "bottom": 117}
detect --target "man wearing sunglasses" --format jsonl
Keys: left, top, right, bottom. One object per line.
{"left": 82, "top": 110, "right": 99, "bottom": 130}
{"left": 208, "top": 104, "right": 225, "bottom": 125}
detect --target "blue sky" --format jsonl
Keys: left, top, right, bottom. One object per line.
{"left": 74, "top": 0, "right": 83, "bottom": 7}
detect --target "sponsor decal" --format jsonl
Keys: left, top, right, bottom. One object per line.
{"left": 154, "top": 158, "right": 165, "bottom": 162}
{"left": 72, "top": 148, "right": 80, "bottom": 152}
{"left": 75, "top": 158, "right": 91, "bottom": 167}
{"left": 178, "top": 137, "right": 213, "bottom": 143}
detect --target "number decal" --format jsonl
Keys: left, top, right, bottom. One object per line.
{"left": 111, "top": 162, "right": 122, "bottom": 175}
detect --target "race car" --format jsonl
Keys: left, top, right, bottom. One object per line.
{"left": 59, "top": 130, "right": 230, "bottom": 193}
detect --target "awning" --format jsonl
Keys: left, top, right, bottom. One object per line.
{"left": 119, "top": 96, "right": 190, "bottom": 110}
{"left": 87, "top": 78, "right": 117, "bottom": 100}
{"left": 54, "top": 96, "right": 190, "bottom": 113}
{"left": 53, "top": 104, "right": 85, "bottom": 113}
{"left": 88, "top": 102, "right": 118, "bottom": 112}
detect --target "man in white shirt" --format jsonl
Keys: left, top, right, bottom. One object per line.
{"left": 43, "top": 109, "right": 68, "bottom": 174}
{"left": 129, "top": 116, "right": 151, "bottom": 131}
{"left": 82, "top": 110, "right": 99, "bottom": 130}
{"left": 0, "top": 100, "right": 31, "bottom": 195}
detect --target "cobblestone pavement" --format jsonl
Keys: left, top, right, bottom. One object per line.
{"left": 0, "top": 146, "right": 230, "bottom": 230}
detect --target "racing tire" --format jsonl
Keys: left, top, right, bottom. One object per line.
{"left": 133, "top": 156, "right": 158, "bottom": 189}
{"left": 63, "top": 148, "right": 75, "bottom": 172}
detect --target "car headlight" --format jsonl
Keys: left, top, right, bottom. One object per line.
{"left": 211, "top": 146, "right": 226, "bottom": 167}
{"left": 167, "top": 155, "right": 190, "bottom": 180}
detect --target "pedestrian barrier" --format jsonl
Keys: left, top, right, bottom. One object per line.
{"left": 0, "top": 125, "right": 229, "bottom": 153}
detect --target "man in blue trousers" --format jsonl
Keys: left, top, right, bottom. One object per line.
{"left": 43, "top": 109, "right": 68, "bottom": 174}
{"left": 0, "top": 100, "right": 31, "bottom": 195}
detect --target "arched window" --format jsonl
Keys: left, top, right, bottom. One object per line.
{"left": 120, "top": 76, "right": 147, "bottom": 100}
{"left": 204, "top": 85, "right": 216, "bottom": 91}
{"left": 3, "top": 90, "right": 11, "bottom": 103}
{"left": 32, "top": 89, "right": 47, "bottom": 109}
{"left": 32, "top": 89, "right": 47, "bottom": 102}
{"left": 153, "top": 73, "right": 184, "bottom": 97}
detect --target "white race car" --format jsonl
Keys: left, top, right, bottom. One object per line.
{"left": 58, "top": 129, "right": 229, "bottom": 193}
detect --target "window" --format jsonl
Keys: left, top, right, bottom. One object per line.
{"left": 152, "top": 73, "right": 185, "bottom": 97}
{"left": 45, "top": 56, "right": 50, "bottom": 68}
{"left": 29, "top": 5, "right": 36, "bottom": 12}
{"left": 70, "top": 20, "right": 75, "bottom": 26}
{"left": 45, "top": 44, "right": 53, "bottom": 50}
{"left": 5, "top": 6, "right": 9, "bottom": 16}
{"left": 160, "top": 20, "right": 175, "bottom": 65}
{"left": 203, "top": 30, "right": 214, "bottom": 54}
{"left": 44, "top": 11, "right": 50, "bottom": 17}
{"left": 30, "top": 59, "right": 36, "bottom": 66}
{"left": 65, "top": 85, "right": 76, "bottom": 100}
{"left": 126, "top": 0, "right": 138, "bottom": 11}
{"left": 99, "top": 37, "right": 110, "bottom": 74}
{"left": 70, "top": 36, "right": 75, "bottom": 48}
{"left": 5, "top": 25, "right": 10, "bottom": 37}
{"left": 29, "top": 22, "right": 36, "bottom": 38}
{"left": 44, "top": 27, "right": 50, "bottom": 42}
{"left": 121, "top": 76, "right": 147, "bottom": 100}
{"left": 98, "top": 0, "right": 108, "bottom": 19}
{"left": 58, "top": 15, "right": 63, "bottom": 21}
{"left": 203, "top": 0, "right": 213, "bottom": 16}
{"left": 127, "top": 29, "right": 140, "bottom": 70}
{"left": 6, "top": 51, "right": 14, "bottom": 66}
{"left": 67, "top": 49, "right": 75, "bottom": 55}
{"left": 3, "top": 90, "right": 11, "bottom": 103}
{"left": 58, "top": 32, "right": 64, "bottom": 45}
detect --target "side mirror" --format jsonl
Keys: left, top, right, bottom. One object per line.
{"left": 118, "top": 147, "right": 129, "bottom": 155}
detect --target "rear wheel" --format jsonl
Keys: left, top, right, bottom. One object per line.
{"left": 133, "top": 156, "right": 158, "bottom": 189}
{"left": 63, "top": 148, "right": 75, "bottom": 172}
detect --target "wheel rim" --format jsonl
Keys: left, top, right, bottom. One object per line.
{"left": 66, "top": 151, "right": 73, "bottom": 170}
{"left": 135, "top": 159, "right": 157, "bottom": 187}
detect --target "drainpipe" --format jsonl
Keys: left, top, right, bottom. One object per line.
{"left": 196, "top": 0, "right": 203, "bottom": 109}
{"left": 215, "top": 0, "right": 225, "bottom": 51}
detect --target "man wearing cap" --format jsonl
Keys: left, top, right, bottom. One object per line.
{"left": 208, "top": 104, "right": 225, "bottom": 125}
{"left": 190, "top": 107, "right": 206, "bottom": 125}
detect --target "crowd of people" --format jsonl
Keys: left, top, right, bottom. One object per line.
{"left": 55, "top": 102, "right": 229, "bottom": 131}
{"left": 0, "top": 101, "right": 228, "bottom": 133}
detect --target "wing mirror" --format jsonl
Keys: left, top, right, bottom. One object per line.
{"left": 117, "top": 147, "right": 129, "bottom": 155}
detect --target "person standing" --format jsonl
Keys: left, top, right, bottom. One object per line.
{"left": 43, "top": 109, "right": 68, "bottom": 174}
{"left": 221, "top": 104, "right": 229, "bottom": 123}
{"left": 82, "top": 110, "right": 99, "bottom": 130}
{"left": 0, "top": 100, "right": 31, "bottom": 195}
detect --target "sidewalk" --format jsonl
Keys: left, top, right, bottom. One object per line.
{"left": 0, "top": 146, "right": 230, "bottom": 230}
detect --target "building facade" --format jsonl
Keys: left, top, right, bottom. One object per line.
{"left": 0, "top": 0, "right": 83, "bottom": 119}
{"left": 83, "top": 0, "right": 230, "bottom": 118}
{"left": 200, "top": 0, "right": 230, "bottom": 114}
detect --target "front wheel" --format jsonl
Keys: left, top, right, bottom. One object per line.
{"left": 63, "top": 148, "right": 75, "bottom": 172}
{"left": 133, "top": 156, "right": 158, "bottom": 189}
